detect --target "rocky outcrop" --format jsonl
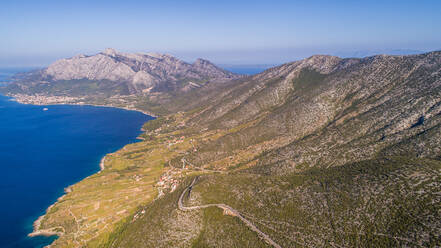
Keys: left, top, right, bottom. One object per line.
{"left": 16, "top": 50, "right": 441, "bottom": 248}
{"left": 9, "top": 48, "right": 239, "bottom": 95}
{"left": 180, "top": 51, "right": 441, "bottom": 171}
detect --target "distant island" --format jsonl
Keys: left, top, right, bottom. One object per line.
{"left": 1, "top": 48, "right": 240, "bottom": 116}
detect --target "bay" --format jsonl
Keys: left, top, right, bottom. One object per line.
{"left": 0, "top": 68, "right": 153, "bottom": 248}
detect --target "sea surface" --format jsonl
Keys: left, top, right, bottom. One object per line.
{"left": 222, "top": 65, "right": 271, "bottom": 75}
{"left": 0, "top": 68, "right": 153, "bottom": 248}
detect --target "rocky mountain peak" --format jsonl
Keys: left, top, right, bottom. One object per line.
{"left": 9, "top": 50, "right": 241, "bottom": 96}
{"left": 144, "top": 52, "right": 169, "bottom": 59}
{"left": 301, "top": 55, "right": 343, "bottom": 73}
{"left": 193, "top": 58, "right": 218, "bottom": 71}
{"left": 192, "top": 58, "right": 237, "bottom": 79}
{"left": 72, "top": 54, "right": 87, "bottom": 59}
{"left": 102, "top": 48, "right": 119, "bottom": 56}
{"left": 193, "top": 58, "right": 212, "bottom": 65}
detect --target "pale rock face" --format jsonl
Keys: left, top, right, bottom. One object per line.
{"left": 132, "top": 71, "right": 156, "bottom": 87}
{"left": 102, "top": 48, "right": 119, "bottom": 56}
{"left": 45, "top": 54, "right": 136, "bottom": 82}
{"left": 145, "top": 52, "right": 163, "bottom": 58}
{"left": 40, "top": 48, "right": 237, "bottom": 93}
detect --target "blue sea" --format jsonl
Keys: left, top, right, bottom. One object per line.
{"left": 0, "top": 68, "right": 153, "bottom": 248}
{"left": 222, "top": 65, "right": 274, "bottom": 75}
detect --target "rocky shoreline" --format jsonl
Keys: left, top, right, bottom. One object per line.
{"left": 12, "top": 93, "right": 152, "bottom": 242}
{"left": 28, "top": 195, "right": 66, "bottom": 238}
{"left": 99, "top": 156, "right": 106, "bottom": 171}
{"left": 8, "top": 93, "right": 156, "bottom": 117}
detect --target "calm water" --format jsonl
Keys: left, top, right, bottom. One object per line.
{"left": 222, "top": 66, "right": 270, "bottom": 75}
{"left": 0, "top": 69, "right": 153, "bottom": 248}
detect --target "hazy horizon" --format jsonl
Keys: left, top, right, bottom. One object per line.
{"left": 2, "top": 48, "right": 440, "bottom": 69}
{"left": 1, "top": 0, "right": 440, "bottom": 66}
{"left": 1, "top": 2, "right": 441, "bottom": 247}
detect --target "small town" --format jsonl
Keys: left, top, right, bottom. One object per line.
{"left": 155, "top": 168, "right": 183, "bottom": 198}
{"left": 11, "top": 94, "right": 83, "bottom": 105}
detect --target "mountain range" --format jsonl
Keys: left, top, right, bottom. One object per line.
{"left": 3, "top": 48, "right": 237, "bottom": 97}
{"left": 1, "top": 50, "right": 440, "bottom": 247}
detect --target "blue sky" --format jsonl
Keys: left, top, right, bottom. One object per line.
{"left": 1, "top": 0, "right": 440, "bottom": 66}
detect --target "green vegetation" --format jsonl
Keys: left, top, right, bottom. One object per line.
{"left": 99, "top": 176, "right": 271, "bottom": 248}
{"left": 36, "top": 120, "right": 198, "bottom": 247}
{"left": 101, "top": 156, "right": 441, "bottom": 247}
{"left": 190, "top": 207, "right": 270, "bottom": 248}
{"left": 142, "top": 116, "right": 175, "bottom": 132}
{"left": 190, "top": 157, "right": 441, "bottom": 247}
{"left": 291, "top": 68, "right": 326, "bottom": 94}
{"left": 20, "top": 52, "right": 441, "bottom": 247}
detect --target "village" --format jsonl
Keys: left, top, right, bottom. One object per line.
{"left": 10, "top": 93, "right": 83, "bottom": 105}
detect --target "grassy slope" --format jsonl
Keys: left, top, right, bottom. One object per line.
{"left": 37, "top": 114, "right": 198, "bottom": 247}
{"left": 32, "top": 52, "right": 441, "bottom": 247}
{"left": 38, "top": 112, "right": 256, "bottom": 247}
{"left": 100, "top": 176, "right": 271, "bottom": 248}
{"left": 97, "top": 53, "right": 441, "bottom": 247}
{"left": 102, "top": 156, "right": 441, "bottom": 247}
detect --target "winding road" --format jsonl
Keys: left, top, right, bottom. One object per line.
{"left": 178, "top": 177, "right": 282, "bottom": 248}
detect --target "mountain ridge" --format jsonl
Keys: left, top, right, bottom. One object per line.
{"left": 175, "top": 51, "right": 441, "bottom": 172}
{"left": 2, "top": 51, "right": 441, "bottom": 247}
{"left": 3, "top": 48, "right": 239, "bottom": 96}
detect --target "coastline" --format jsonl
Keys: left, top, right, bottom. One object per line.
{"left": 6, "top": 93, "right": 157, "bottom": 117}
{"left": 99, "top": 156, "right": 106, "bottom": 171}
{"left": 4, "top": 94, "right": 154, "bottom": 241}
{"left": 28, "top": 195, "right": 66, "bottom": 238}
{"left": 28, "top": 155, "right": 105, "bottom": 240}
